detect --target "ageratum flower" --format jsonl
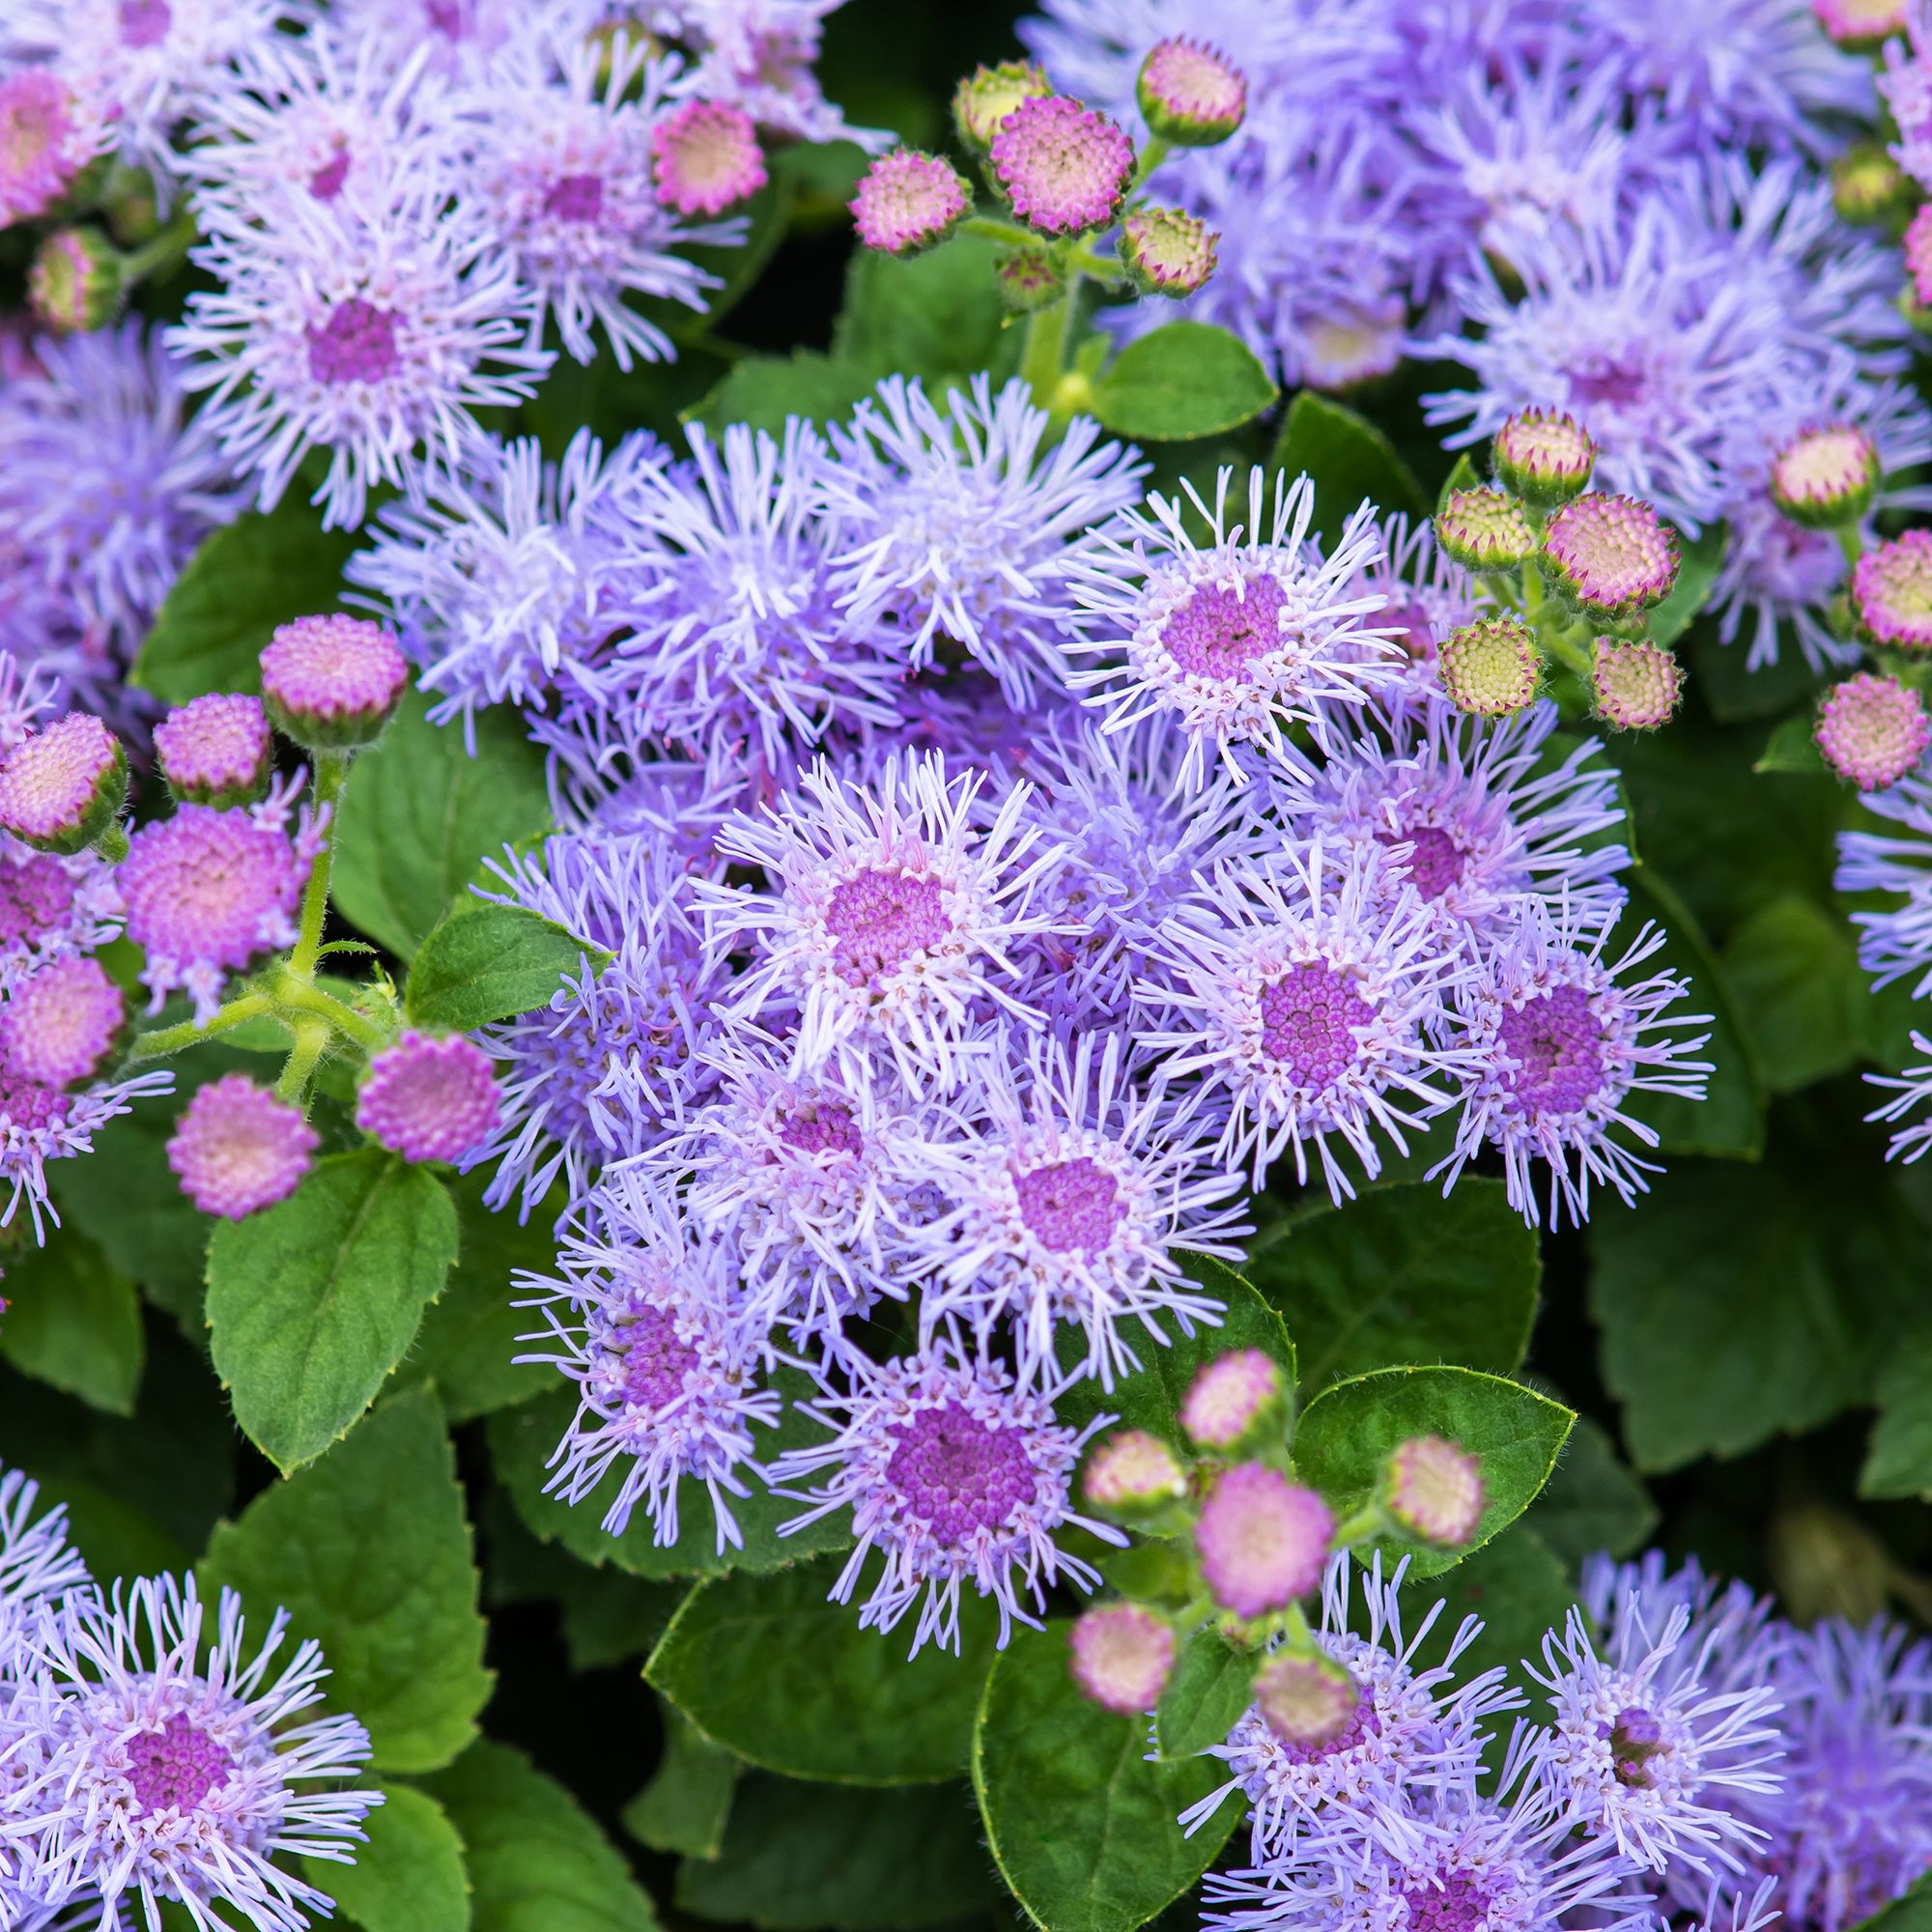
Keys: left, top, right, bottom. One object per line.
{"left": 1346, "top": 514, "right": 1485, "bottom": 707}
{"left": 1866, "top": 1031, "right": 1932, "bottom": 1165}
{"left": 771, "top": 1335, "right": 1122, "bottom": 1655}
{"left": 0, "top": 1464, "right": 88, "bottom": 1664}
{"left": 1834, "top": 771, "right": 1932, "bottom": 1002}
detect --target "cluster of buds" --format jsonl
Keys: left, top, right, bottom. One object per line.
{"left": 846, "top": 38, "right": 1245, "bottom": 311}
{"left": 1435, "top": 408, "right": 1686, "bottom": 732}
{"left": 1065, "top": 1346, "right": 1486, "bottom": 1738}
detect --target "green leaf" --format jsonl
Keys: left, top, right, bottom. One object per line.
{"left": 1754, "top": 713, "right": 1827, "bottom": 776}
{"left": 1292, "top": 1367, "right": 1576, "bottom": 1577}
{"left": 331, "top": 693, "right": 552, "bottom": 962}
{"left": 1435, "top": 453, "right": 1481, "bottom": 514}
{"left": 1646, "top": 522, "right": 1726, "bottom": 649}
{"left": 1154, "top": 1629, "right": 1252, "bottom": 1760}
{"left": 207, "top": 1151, "right": 461, "bottom": 1472}
{"left": 1690, "top": 631, "right": 1822, "bottom": 724}
{"left": 623, "top": 1703, "right": 739, "bottom": 1860}
{"left": 1245, "top": 1179, "right": 1539, "bottom": 1398}
{"left": 421, "top": 1741, "right": 659, "bottom": 1932}
{"left": 689, "top": 352, "right": 883, "bottom": 435}
{"left": 1090, "top": 323, "right": 1279, "bottom": 442}
{"left": 1848, "top": 1871, "right": 1932, "bottom": 1932}
{"left": 974, "top": 1621, "right": 1236, "bottom": 1932}
{"left": 133, "top": 499, "right": 359, "bottom": 704}
{"left": 306, "top": 1783, "right": 470, "bottom": 1932}
{"left": 399, "top": 1169, "right": 562, "bottom": 1423}
{"left": 647, "top": 1550, "right": 995, "bottom": 1784}
{"left": 1053, "top": 1258, "right": 1295, "bottom": 1450}
{"left": 1590, "top": 1136, "right": 1928, "bottom": 1472}
{"left": 833, "top": 232, "right": 1017, "bottom": 385}
{"left": 0, "top": 1232, "right": 144, "bottom": 1414}
{"left": 200, "top": 1385, "right": 493, "bottom": 1773}
{"left": 488, "top": 1373, "right": 852, "bottom": 1580}
{"left": 1721, "top": 893, "right": 1868, "bottom": 1094}
{"left": 1861, "top": 1322, "right": 1932, "bottom": 1500}
{"left": 1531, "top": 1416, "right": 1659, "bottom": 1571}
{"left": 676, "top": 1778, "right": 996, "bottom": 1932}
{"left": 405, "top": 904, "right": 607, "bottom": 1032}
{"left": 1268, "top": 391, "right": 1426, "bottom": 544}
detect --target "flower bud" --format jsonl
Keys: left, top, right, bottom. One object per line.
{"left": 1492, "top": 408, "right": 1596, "bottom": 505}
{"left": 1591, "top": 639, "right": 1683, "bottom": 733}
{"left": 167, "top": 1073, "right": 319, "bottom": 1220}
{"left": 1435, "top": 488, "right": 1536, "bottom": 571}
{"left": 260, "top": 612, "right": 409, "bottom": 751}
{"left": 1853, "top": 530, "right": 1932, "bottom": 653}
{"left": 993, "top": 243, "right": 1065, "bottom": 313}
{"left": 0, "top": 71, "right": 99, "bottom": 225}
{"left": 357, "top": 1030, "right": 501, "bottom": 1164}
{"left": 1832, "top": 144, "right": 1913, "bottom": 228}
{"left": 27, "top": 228, "right": 122, "bottom": 334}
{"left": 1254, "top": 1652, "right": 1361, "bottom": 1751}
{"left": 649, "top": 100, "right": 766, "bottom": 217}
{"left": 1136, "top": 38, "right": 1246, "bottom": 146}
{"left": 1195, "top": 1464, "right": 1332, "bottom": 1620}
{"left": 1541, "top": 494, "right": 1679, "bottom": 618}
{"left": 1815, "top": 672, "right": 1930, "bottom": 792}
{"left": 0, "top": 955, "right": 127, "bottom": 1089}
{"left": 990, "top": 95, "right": 1135, "bottom": 239}
{"left": 0, "top": 713, "right": 128, "bottom": 857}
{"left": 154, "top": 693, "right": 274, "bottom": 808}
{"left": 1120, "top": 205, "right": 1217, "bottom": 297}
{"left": 1771, "top": 423, "right": 1880, "bottom": 530}
{"left": 1179, "top": 1349, "right": 1284, "bottom": 1455}
{"left": 849, "top": 149, "right": 971, "bottom": 258}
{"left": 1811, "top": 0, "right": 1907, "bottom": 49}
{"left": 1069, "top": 1605, "right": 1176, "bottom": 1715}
{"left": 952, "top": 60, "right": 1052, "bottom": 154}
{"left": 1382, "top": 1435, "right": 1485, "bottom": 1548}
{"left": 1437, "top": 616, "right": 1540, "bottom": 719}
{"left": 1082, "top": 1428, "right": 1188, "bottom": 1517}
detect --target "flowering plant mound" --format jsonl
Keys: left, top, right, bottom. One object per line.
{"left": 0, "top": 4, "right": 1928, "bottom": 1932}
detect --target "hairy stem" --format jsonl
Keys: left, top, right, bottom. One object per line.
{"left": 128, "top": 991, "right": 277, "bottom": 1063}
{"left": 290, "top": 752, "right": 350, "bottom": 983}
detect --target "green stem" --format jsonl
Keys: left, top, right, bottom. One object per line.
{"left": 92, "top": 822, "right": 128, "bottom": 864}
{"left": 119, "top": 211, "right": 198, "bottom": 285}
{"left": 1130, "top": 135, "right": 1172, "bottom": 188}
{"left": 1836, "top": 524, "right": 1867, "bottom": 573}
{"left": 274, "top": 1016, "right": 331, "bottom": 1106}
{"left": 274, "top": 974, "right": 387, "bottom": 1051}
{"left": 1020, "top": 293, "right": 1074, "bottom": 404}
{"left": 960, "top": 214, "right": 1037, "bottom": 248}
{"left": 128, "top": 991, "right": 276, "bottom": 1063}
{"left": 1542, "top": 626, "right": 1597, "bottom": 681}
{"left": 1329, "top": 1503, "right": 1386, "bottom": 1549}
{"left": 290, "top": 753, "right": 350, "bottom": 982}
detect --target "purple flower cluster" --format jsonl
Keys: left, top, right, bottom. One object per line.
{"left": 0, "top": 1457, "right": 379, "bottom": 1932}
{"left": 1195, "top": 1548, "right": 1932, "bottom": 1932}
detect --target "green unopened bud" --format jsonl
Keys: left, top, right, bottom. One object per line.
{"left": 28, "top": 228, "right": 123, "bottom": 334}
{"left": 1492, "top": 408, "right": 1596, "bottom": 506}
{"left": 952, "top": 60, "right": 1051, "bottom": 153}
{"left": 1082, "top": 1428, "right": 1188, "bottom": 1518}
{"left": 992, "top": 242, "right": 1065, "bottom": 313}
{"left": 1120, "top": 205, "right": 1217, "bottom": 297}
{"left": 1179, "top": 1349, "right": 1284, "bottom": 1456}
{"left": 1832, "top": 144, "right": 1914, "bottom": 229}
{"left": 1438, "top": 616, "right": 1541, "bottom": 719}
{"left": 1591, "top": 639, "right": 1684, "bottom": 733}
{"left": 1771, "top": 423, "right": 1880, "bottom": 531}
{"left": 1135, "top": 38, "right": 1246, "bottom": 147}
{"left": 1382, "top": 1435, "right": 1485, "bottom": 1548}
{"left": 1435, "top": 488, "right": 1536, "bottom": 571}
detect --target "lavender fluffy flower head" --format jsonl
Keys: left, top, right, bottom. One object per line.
{"left": 0, "top": 1464, "right": 89, "bottom": 1660}
{"left": 357, "top": 1031, "right": 501, "bottom": 1164}
{"left": 167, "top": 1072, "right": 319, "bottom": 1219}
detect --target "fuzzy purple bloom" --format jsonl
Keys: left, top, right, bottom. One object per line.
{"left": 154, "top": 693, "right": 274, "bottom": 807}
{"left": 0, "top": 956, "right": 124, "bottom": 1090}
{"left": 166, "top": 1072, "right": 319, "bottom": 1220}
{"left": 357, "top": 1030, "right": 500, "bottom": 1164}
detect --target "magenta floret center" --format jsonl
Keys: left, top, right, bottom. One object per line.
{"left": 1258, "top": 963, "right": 1374, "bottom": 1087}
{"left": 1402, "top": 1872, "right": 1493, "bottom": 1932}
{"left": 1014, "top": 1155, "right": 1122, "bottom": 1254}
{"left": 0, "top": 1061, "right": 71, "bottom": 1130}
{"left": 119, "top": 0, "right": 172, "bottom": 48}
{"left": 1496, "top": 984, "right": 1606, "bottom": 1113}
{"left": 307, "top": 298, "right": 400, "bottom": 385}
{"left": 544, "top": 173, "right": 606, "bottom": 222}
{"left": 779, "top": 1100, "right": 863, "bottom": 1156}
{"left": 126, "top": 1712, "right": 233, "bottom": 1814}
{"left": 1568, "top": 355, "right": 1647, "bottom": 410}
{"left": 310, "top": 149, "right": 351, "bottom": 199}
{"left": 1161, "top": 576, "right": 1285, "bottom": 681}
{"left": 825, "top": 867, "right": 952, "bottom": 986}
{"left": 0, "top": 855, "right": 73, "bottom": 948}
{"left": 885, "top": 1400, "right": 1035, "bottom": 1542}
{"left": 618, "top": 1306, "right": 701, "bottom": 1411}
{"left": 1377, "top": 823, "right": 1465, "bottom": 901}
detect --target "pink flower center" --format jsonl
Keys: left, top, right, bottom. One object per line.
{"left": 544, "top": 173, "right": 606, "bottom": 222}
{"left": 825, "top": 867, "right": 951, "bottom": 987}
{"left": 126, "top": 1713, "right": 233, "bottom": 1814}
{"left": 426, "top": 0, "right": 468, "bottom": 37}
{"left": 1014, "top": 1155, "right": 1122, "bottom": 1254}
{"left": 1375, "top": 823, "right": 1465, "bottom": 900}
{"left": 1496, "top": 984, "right": 1606, "bottom": 1114}
{"left": 1569, "top": 355, "right": 1647, "bottom": 409}
{"left": 0, "top": 855, "right": 73, "bottom": 948}
{"left": 1162, "top": 576, "right": 1285, "bottom": 680}
{"left": 1257, "top": 963, "right": 1374, "bottom": 1088}
{"left": 885, "top": 1401, "right": 1036, "bottom": 1543}
{"left": 307, "top": 298, "right": 400, "bottom": 385}
{"left": 1381, "top": 595, "right": 1437, "bottom": 666}
{"left": 310, "top": 149, "right": 351, "bottom": 199}
{"left": 119, "top": 0, "right": 172, "bottom": 48}
{"left": 778, "top": 1100, "right": 863, "bottom": 1156}
{"left": 1607, "top": 1705, "right": 1669, "bottom": 1788}
{"left": 0, "top": 1061, "right": 70, "bottom": 1130}
{"left": 617, "top": 1306, "right": 701, "bottom": 1410}
{"left": 1402, "top": 1872, "right": 1493, "bottom": 1932}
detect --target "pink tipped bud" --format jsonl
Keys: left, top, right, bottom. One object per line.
{"left": 1180, "top": 1349, "right": 1284, "bottom": 1454}
{"left": 1591, "top": 639, "right": 1683, "bottom": 733}
{"left": 952, "top": 60, "right": 1052, "bottom": 153}
{"left": 27, "top": 228, "right": 122, "bottom": 334}
{"left": 154, "top": 693, "right": 274, "bottom": 808}
{"left": 849, "top": 149, "right": 970, "bottom": 258}
{"left": 167, "top": 1073, "right": 319, "bottom": 1220}
{"left": 990, "top": 95, "right": 1134, "bottom": 239}
{"left": 1542, "top": 494, "right": 1679, "bottom": 618}
{"left": 1383, "top": 1435, "right": 1486, "bottom": 1548}
{"left": 993, "top": 243, "right": 1065, "bottom": 313}
{"left": 1854, "top": 530, "right": 1932, "bottom": 653}
{"left": 0, "top": 71, "right": 100, "bottom": 225}
{"left": 1069, "top": 1605, "right": 1176, "bottom": 1715}
{"left": 1833, "top": 144, "right": 1912, "bottom": 227}
{"left": 1492, "top": 408, "right": 1596, "bottom": 505}
{"left": 1083, "top": 1428, "right": 1188, "bottom": 1515}
{"left": 0, "top": 955, "right": 126, "bottom": 1089}
{"left": 1254, "top": 1652, "right": 1364, "bottom": 1751}
{"left": 1121, "top": 205, "right": 1217, "bottom": 297}
{"left": 1437, "top": 615, "right": 1540, "bottom": 719}
{"left": 1136, "top": 39, "right": 1246, "bottom": 146}
{"left": 357, "top": 1030, "right": 501, "bottom": 1164}
{"left": 1435, "top": 487, "right": 1536, "bottom": 571}
{"left": 260, "top": 612, "right": 409, "bottom": 750}
{"left": 1812, "top": 0, "right": 1907, "bottom": 47}
{"left": 1816, "top": 672, "right": 1930, "bottom": 792}
{"left": 0, "top": 713, "right": 127, "bottom": 856}
{"left": 651, "top": 99, "right": 766, "bottom": 217}
{"left": 1771, "top": 424, "right": 1880, "bottom": 530}
{"left": 1195, "top": 1464, "right": 1333, "bottom": 1620}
